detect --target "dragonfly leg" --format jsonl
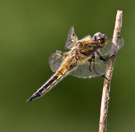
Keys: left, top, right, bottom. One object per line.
{"left": 96, "top": 51, "right": 117, "bottom": 62}
{"left": 92, "top": 54, "right": 110, "bottom": 82}
{"left": 88, "top": 58, "right": 93, "bottom": 72}
{"left": 88, "top": 54, "right": 96, "bottom": 72}
{"left": 104, "top": 54, "right": 117, "bottom": 61}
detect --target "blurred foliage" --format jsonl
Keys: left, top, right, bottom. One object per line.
{"left": 0, "top": 0, "right": 134, "bottom": 132}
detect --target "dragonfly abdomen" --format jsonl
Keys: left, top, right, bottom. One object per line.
{"left": 27, "top": 66, "right": 69, "bottom": 102}
{"left": 27, "top": 56, "right": 77, "bottom": 102}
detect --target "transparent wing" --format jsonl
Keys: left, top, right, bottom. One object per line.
{"left": 49, "top": 50, "right": 67, "bottom": 72}
{"left": 65, "top": 25, "right": 78, "bottom": 49}
{"left": 69, "top": 57, "right": 107, "bottom": 78}
{"left": 80, "top": 35, "right": 91, "bottom": 41}
{"left": 97, "top": 37, "right": 124, "bottom": 57}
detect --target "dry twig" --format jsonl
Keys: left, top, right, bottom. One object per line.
{"left": 99, "top": 10, "right": 123, "bottom": 132}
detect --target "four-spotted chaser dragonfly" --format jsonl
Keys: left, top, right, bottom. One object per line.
{"left": 27, "top": 25, "right": 124, "bottom": 102}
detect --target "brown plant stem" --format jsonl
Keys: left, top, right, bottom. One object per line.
{"left": 99, "top": 10, "right": 123, "bottom": 132}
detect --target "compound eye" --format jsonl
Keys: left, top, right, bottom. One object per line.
{"left": 93, "top": 35, "right": 98, "bottom": 41}
{"left": 93, "top": 32, "right": 101, "bottom": 41}
{"left": 97, "top": 34, "right": 102, "bottom": 40}
{"left": 98, "top": 34, "right": 107, "bottom": 41}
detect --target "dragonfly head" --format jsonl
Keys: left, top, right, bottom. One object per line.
{"left": 93, "top": 32, "right": 107, "bottom": 47}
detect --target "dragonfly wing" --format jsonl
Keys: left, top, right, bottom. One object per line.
{"left": 80, "top": 35, "right": 91, "bottom": 41}
{"left": 69, "top": 57, "right": 107, "bottom": 78}
{"left": 65, "top": 25, "right": 78, "bottom": 49}
{"left": 49, "top": 50, "right": 67, "bottom": 72}
{"left": 97, "top": 37, "right": 124, "bottom": 57}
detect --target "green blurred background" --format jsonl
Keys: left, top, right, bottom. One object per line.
{"left": 0, "top": 0, "right": 134, "bottom": 132}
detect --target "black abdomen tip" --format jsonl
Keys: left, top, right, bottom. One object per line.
{"left": 26, "top": 97, "right": 33, "bottom": 102}
{"left": 27, "top": 92, "right": 41, "bottom": 102}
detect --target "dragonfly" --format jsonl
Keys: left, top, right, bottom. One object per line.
{"left": 27, "top": 25, "right": 124, "bottom": 102}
